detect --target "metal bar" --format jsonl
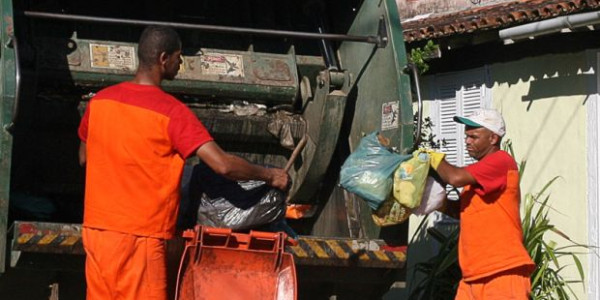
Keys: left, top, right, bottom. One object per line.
{"left": 24, "top": 11, "right": 383, "bottom": 46}
{"left": 409, "top": 63, "right": 423, "bottom": 150}
{"left": 499, "top": 10, "right": 600, "bottom": 41}
{"left": 4, "top": 36, "right": 21, "bottom": 133}
{"left": 284, "top": 134, "right": 308, "bottom": 172}
{"left": 0, "top": 0, "right": 16, "bottom": 274}
{"left": 314, "top": 12, "right": 341, "bottom": 70}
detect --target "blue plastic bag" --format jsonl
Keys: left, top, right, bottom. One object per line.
{"left": 340, "top": 132, "right": 411, "bottom": 210}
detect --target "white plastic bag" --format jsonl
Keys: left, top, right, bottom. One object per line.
{"left": 413, "top": 177, "right": 446, "bottom": 215}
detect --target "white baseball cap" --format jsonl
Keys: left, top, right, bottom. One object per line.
{"left": 453, "top": 109, "right": 506, "bottom": 137}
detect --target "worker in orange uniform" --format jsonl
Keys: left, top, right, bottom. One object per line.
{"left": 429, "top": 109, "right": 535, "bottom": 299}
{"left": 77, "top": 26, "right": 290, "bottom": 300}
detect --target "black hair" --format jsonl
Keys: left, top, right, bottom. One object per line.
{"left": 137, "top": 26, "right": 181, "bottom": 69}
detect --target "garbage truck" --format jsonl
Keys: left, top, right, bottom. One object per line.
{"left": 0, "top": 0, "right": 417, "bottom": 298}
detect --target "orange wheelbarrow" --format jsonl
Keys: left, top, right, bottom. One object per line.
{"left": 176, "top": 226, "right": 297, "bottom": 300}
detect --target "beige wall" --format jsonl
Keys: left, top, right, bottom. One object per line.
{"left": 491, "top": 52, "right": 590, "bottom": 298}
{"left": 396, "top": 0, "right": 512, "bottom": 19}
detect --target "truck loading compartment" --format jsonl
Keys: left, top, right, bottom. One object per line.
{"left": 0, "top": 0, "right": 414, "bottom": 298}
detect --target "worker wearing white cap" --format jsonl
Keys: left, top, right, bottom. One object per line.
{"left": 429, "top": 108, "right": 535, "bottom": 300}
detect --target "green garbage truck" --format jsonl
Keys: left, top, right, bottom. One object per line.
{"left": 0, "top": 0, "right": 418, "bottom": 298}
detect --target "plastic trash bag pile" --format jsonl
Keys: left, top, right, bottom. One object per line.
{"left": 340, "top": 132, "right": 446, "bottom": 226}
{"left": 339, "top": 132, "right": 410, "bottom": 210}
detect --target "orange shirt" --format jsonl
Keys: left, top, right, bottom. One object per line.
{"left": 78, "top": 82, "right": 213, "bottom": 239}
{"left": 459, "top": 150, "right": 535, "bottom": 281}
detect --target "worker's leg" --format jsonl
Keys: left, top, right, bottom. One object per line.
{"left": 83, "top": 227, "right": 167, "bottom": 300}
{"left": 480, "top": 266, "right": 531, "bottom": 300}
{"left": 455, "top": 265, "right": 532, "bottom": 300}
{"left": 455, "top": 279, "right": 476, "bottom": 300}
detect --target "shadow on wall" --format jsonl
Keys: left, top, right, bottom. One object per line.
{"left": 523, "top": 74, "right": 593, "bottom": 105}
{"left": 489, "top": 52, "right": 592, "bottom": 191}
{"left": 489, "top": 53, "right": 595, "bottom": 109}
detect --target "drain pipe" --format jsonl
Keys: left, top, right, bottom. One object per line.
{"left": 499, "top": 10, "right": 600, "bottom": 41}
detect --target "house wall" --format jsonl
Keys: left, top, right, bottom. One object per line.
{"left": 396, "top": 0, "right": 512, "bottom": 19}
{"left": 491, "top": 52, "right": 590, "bottom": 298}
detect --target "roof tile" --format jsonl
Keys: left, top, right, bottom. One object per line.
{"left": 402, "top": 0, "right": 600, "bottom": 42}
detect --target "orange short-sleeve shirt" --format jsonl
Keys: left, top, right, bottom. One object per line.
{"left": 459, "top": 151, "right": 535, "bottom": 281}
{"left": 78, "top": 82, "right": 213, "bottom": 239}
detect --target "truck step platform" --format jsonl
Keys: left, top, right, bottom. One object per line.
{"left": 11, "top": 221, "right": 406, "bottom": 270}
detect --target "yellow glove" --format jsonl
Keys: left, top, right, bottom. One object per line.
{"left": 428, "top": 151, "right": 446, "bottom": 170}
{"left": 418, "top": 148, "right": 445, "bottom": 170}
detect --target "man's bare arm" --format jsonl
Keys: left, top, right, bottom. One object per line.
{"left": 79, "top": 142, "right": 86, "bottom": 166}
{"left": 432, "top": 159, "right": 479, "bottom": 219}
{"left": 435, "top": 159, "right": 477, "bottom": 188}
{"left": 196, "top": 141, "right": 289, "bottom": 191}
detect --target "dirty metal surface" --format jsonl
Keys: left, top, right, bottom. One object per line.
{"left": 192, "top": 108, "right": 306, "bottom": 145}
{"left": 334, "top": 0, "right": 413, "bottom": 242}
{"left": 286, "top": 236, "right": 406, "bottom": 269}
{"left": 0, "top": 0, "right": 16, "bottom": 274}
{"left": 34, "top": 38, "right": 299, "bottom": 104}
{"left": 12, "top": 221, "right": 84, "bottom": 255}
{"left": 291, "top": 81, "right": 347, "bottom": 204}
{"left": 340, "top": 0, "right": 413, "bottom": 154}
{"left": 11, "top": 221, "right": 406, "bottom": 271}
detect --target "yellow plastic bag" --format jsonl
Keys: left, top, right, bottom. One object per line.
{"left": 371, "top": 196, "right": 412, "bottom": 227}
{"left": 393, "top": 150, "right": 430, "bottom": 209}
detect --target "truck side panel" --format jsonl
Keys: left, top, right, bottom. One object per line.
{"left": 328, "top": 0, "right": 413, "bottom": 239}
{"left": 0, "top": 0, "right": 16, "bottom": 273}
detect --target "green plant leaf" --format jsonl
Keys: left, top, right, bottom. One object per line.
{"left": 535, "top": 176, "right": 560, "bottom": 199}
{"left": 570, "top": 253, "right": 585, "bottom": 283}
{"left": 427, "top": 227, "right": 450, "bottom": 244}
{"left": 410, "top": 214, "right": 430, "bottom": 245}
{"left": 544, "top": 245, "right": 560, "bottom": 268}
{"left": 435, "top": 246, "right": 458, "bottom": 276}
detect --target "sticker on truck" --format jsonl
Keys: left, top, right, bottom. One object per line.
{"left": 90, "top": 43, "right": 136, "bottom": 71}
{"left": 381, "top": 101, "right": 399, "bottom": 130}
{"left": 199, "top": 53, "right": 244, "bottom": 77}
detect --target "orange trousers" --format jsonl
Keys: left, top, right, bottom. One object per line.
{"left": 455, "top": 266, "right": 532, "bottom": 300}
{"left": 82, "top": 227, "right": 167, "bottom": 300}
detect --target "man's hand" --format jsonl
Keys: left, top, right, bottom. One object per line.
{"left": 418, "top": 148, "right": 445, "bottom": 170}
{"left": 429, "top": 151, "right": 446, "bottom": 171}
{"left": 197, "top": 142, "right": 292, "bottom": 191}
{"left": 267, "top": 168, "right": 291, "bottom": 191}
{"left": 79, "top": 142, "right": 87, "bottom": 166}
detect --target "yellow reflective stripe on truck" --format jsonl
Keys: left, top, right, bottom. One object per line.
{"left": 286, "top": 237, "right": 406, "bottom": 268}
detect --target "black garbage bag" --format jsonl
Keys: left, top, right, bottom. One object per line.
{"left": 189, "top": 163, "right": 286, "bottom": 231}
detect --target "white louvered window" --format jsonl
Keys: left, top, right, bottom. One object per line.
{"left": 430, "top": 67, "right": 492, "bottom": 202}
{"left": 431, "top": 67, "right": 491, "bottom": 166}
